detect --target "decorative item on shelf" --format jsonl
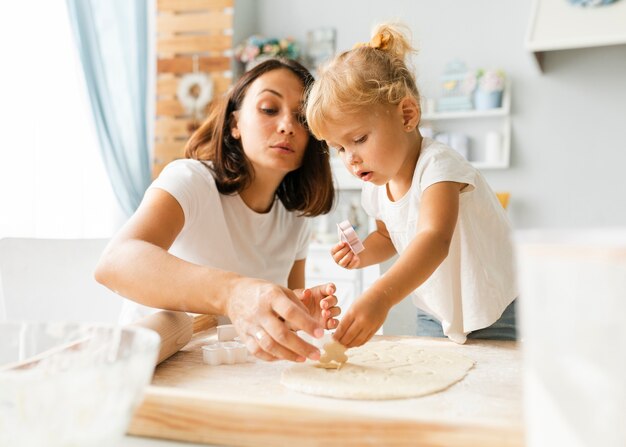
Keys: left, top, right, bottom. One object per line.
{"left": 474, "top": 69, "right": 506, "bottom": 110}
{"left": 567, "top": 0, "right": 618, "bottom": 6}
{"left": 305, "top": 28, "right": 336, "bottom": 75}
{"left": 176, "top": 55, "right": 214, "bottom": 134}
{"left": 234, "top": 35, "right": 300, "bottom": 72}
{"left": 436, "top": 60, "right": 476, "bottom": 113}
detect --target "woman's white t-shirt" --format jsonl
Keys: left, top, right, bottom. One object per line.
{"left": 361, "top": 137, "right": 517, "bottom": 343}
{"left": 119, "top": 159, "right": 312, "bottom": 324}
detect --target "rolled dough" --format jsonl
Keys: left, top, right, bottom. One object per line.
{"left": 281, "top": 341, "right": 474, "bottom": 400}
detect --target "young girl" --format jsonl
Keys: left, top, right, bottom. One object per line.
{"left": 305, "top": 24, "right": 517, "bottom": 347}
{"left": 96, "top": 59, "right": 339, "bottom": 363}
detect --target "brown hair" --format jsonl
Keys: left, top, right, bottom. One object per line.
{"left": 306, "top": 23, "right": 419, "bottom": 140}
{"left": 185, "top": 58, "right": 334, "bottom": 217}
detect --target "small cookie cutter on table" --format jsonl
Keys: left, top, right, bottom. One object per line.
{"left": 202, "top": 324, "right": 249, "bottom": 366}
{"left": 337, "top": 220, "right": 365, "bottom": 254}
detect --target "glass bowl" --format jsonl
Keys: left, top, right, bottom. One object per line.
{"left": 0, "top": 322, "right": 160, "bottom": 446}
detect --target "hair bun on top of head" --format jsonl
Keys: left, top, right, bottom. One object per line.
{"left": 352, "top": 30, "right": 391, "bottom": 50}
{"left": 351, "top": 23, "right": 415, "bottom": 62}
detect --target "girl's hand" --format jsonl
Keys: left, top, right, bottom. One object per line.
{"left": 227, "top": 278, "right": 324, "bottom": 363}
{"left": 333, "top": 293, "right": 391, "bottom": 348}
{"left": 330, "top": 242, "right": 361, "bottom": 269}
{"left": 293, "top": 283, "right": 341, "bottom": 330}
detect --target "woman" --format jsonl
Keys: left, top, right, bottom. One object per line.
{"left": 95, "top": 59, "right": 337, "bottom": 362}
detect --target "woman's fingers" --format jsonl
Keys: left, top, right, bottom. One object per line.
{"left": 322, "top": 306, "right": 341, "bottom": 319}
{"left": 323, "top": 282, "right": 336, "bottom": 296}
{"left": 260, "top": 318, "right": 319, "bottom": 362}
{"left": 272, "top": 290, "right": 324, "bottom": 339}
{"left": 325, "top": 317, "right": 339, "bottom": 330}
{"left": 320, "top": 295, "right": 338, "bottom": 310}
{"left": 244, "top": 334, "right": 279, "bottom": 362}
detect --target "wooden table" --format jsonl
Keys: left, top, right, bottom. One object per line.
{"left": 129, "top": 332, "right": 523, "bottom": 447}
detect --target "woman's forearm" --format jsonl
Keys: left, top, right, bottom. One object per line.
{"left": 95, "top": 238, "right": 240, "bottom": 315}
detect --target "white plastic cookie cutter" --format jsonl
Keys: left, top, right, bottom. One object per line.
{"left": 202, "top": 324, "right": 248, "bottom": 366}
{"left": 337, "top": 220, "right": 365, "bottom": 254}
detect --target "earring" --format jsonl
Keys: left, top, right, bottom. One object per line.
{"left": 405, "top": 125, "right": 412, "bottom": 131}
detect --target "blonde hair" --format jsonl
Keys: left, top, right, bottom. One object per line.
{"left": 306, "top": 23, "right": 419, "bottom": 140}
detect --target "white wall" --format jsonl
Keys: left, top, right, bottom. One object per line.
{"left": 251, "top": 0, "right": 626, "bottom": 230}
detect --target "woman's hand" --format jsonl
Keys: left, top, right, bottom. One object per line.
{"left": 333, "top": 292, "right": 391, "bottom": 348}
{"left": 330, "top": 242, "right": 361, "bottom": 269}
{"left": 227, "top": 278, "right": 324, "bottom": 363}
{"left": 293, "top": 282, "right": 341, "bottom": 330}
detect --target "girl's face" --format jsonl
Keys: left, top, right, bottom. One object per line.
{"left": 231, "top": 69, "right": 309, "bottom": 176}
{"left": 323, "top": 103, "right": 414, "bottom": 187}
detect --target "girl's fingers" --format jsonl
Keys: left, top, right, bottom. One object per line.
{"left": 338, "top": 252, "right": 354, "bottom": 267}
{"left": 333, "top": 312, "right": 354, "bottom": 343}
{"left": 347, "top": 256, "right": 360, "bottom": 269}
{"left": 340, "top": 322, "right": 364, "bottom": 348}
{"left": 330, "top": 241, "right": 346, "bottom": 255}
{"left": 351, "top": 329, "right": 374, "bottom": 348}
{"left": 332, "top": 244, "right": 351, "bottom": 263}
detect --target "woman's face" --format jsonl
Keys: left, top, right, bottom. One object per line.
{"left": 231, "top": 68, "right": 309, "bottom": 176}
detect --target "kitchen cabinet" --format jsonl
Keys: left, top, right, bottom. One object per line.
{"left": 526, "top": 0, "right": 626, "bottom": 72}
{"left": 421, "top": 81, "right": 512, "bottom": 169}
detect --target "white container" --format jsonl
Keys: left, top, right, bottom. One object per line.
{"left": 485, "top": 131, "right": 502, "bottom": 164}
{"left": 516, "top": 229, "right": 626, "bottom": 447}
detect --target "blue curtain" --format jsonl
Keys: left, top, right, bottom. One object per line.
{"left": 65, "top": 0, "right": 151, "bottom": 216}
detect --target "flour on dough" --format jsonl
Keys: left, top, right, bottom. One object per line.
{"left": 281, "top": 341, "right": 474, "bottom": 400}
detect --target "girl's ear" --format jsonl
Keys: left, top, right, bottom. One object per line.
{"left": 398, "top": 96, "right": 421, "bottom": 131}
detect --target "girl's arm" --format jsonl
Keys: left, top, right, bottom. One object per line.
{"left": 95, "top": 188, "right": 324, "bottom": 362}
{"left": 334, "top": 181, "right": 464, "bottom": 347}
{"left": 331, "top": 219, "right": 397, "bottom": 269}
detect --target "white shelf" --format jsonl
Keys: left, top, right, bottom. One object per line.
{"left": 470, "top": 160, "right": 509, "bottom": 170}
{"left": 422, "top": 106, "right": 508, "bottom": 121}
{"left": 421, "top": 82, "right": 512, "bottom": 169}
{"left": 526, "top": 0, "right": 626, "bottom": 72}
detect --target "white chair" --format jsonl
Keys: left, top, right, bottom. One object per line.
{"left": 0, "top": 238, "right": 124, "bottom": 323}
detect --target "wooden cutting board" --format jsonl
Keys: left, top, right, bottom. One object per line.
{"left": 129, "top": 331, "right": 523, "bottom": 447}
